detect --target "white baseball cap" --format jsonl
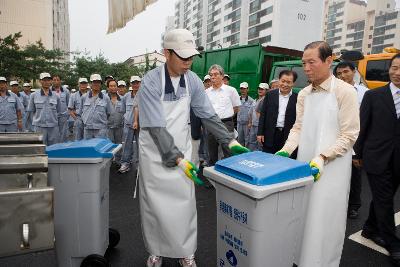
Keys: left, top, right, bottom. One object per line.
{"left": 10, "top": 81, "right": 19, "bottom": 86}
{"left": 224, "top": 74, "right": 230, "bottom": 80}
{"left": 71, "top": 88, "right": 76, "bottom": 92}
{"left": 78, "top": 77, "right": 88, "bottom": 83}
{"left": 203, "top": 75, "right": 211, "bottom": 81}
{"left": 23, "top": 83, "right": 31, "bottom": 87}
{"left": 163, "top": 29, "right": 200, "bottom": 59}
{"left": 0, "top": 77, "right": 6, "bottom": 82}
{"left": 128, "top": 86, "right": 133, "bottom": 91}
{"left": 258, "top": 83, "right": 269, "bottom": 90}
{"left": 270, "top": 79, "right": 279, "bottom": 84}
{"left": 40, "top": 72, "right": 51, "bottom": 80}
{"left": 130, "top": 76, "right": 141, "bottom": 82}
{"left": 90, "top": 74, "right": 102, "bottom": 82}
{"left": 117, "top": 80, "right": 126, "bottom": 87}
{"left": 240, "top": 82, "right": 249, "bottom": 88}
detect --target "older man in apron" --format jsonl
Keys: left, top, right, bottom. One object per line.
{"left": 137, "top": 29, "right": 249, "bottom": 267}
{"left": 277, "top": 41, "right": 360, "bottom": 267}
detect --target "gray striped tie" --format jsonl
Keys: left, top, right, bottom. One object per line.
{"left": 395, "top": 90, "right": 400, "bottom": 118}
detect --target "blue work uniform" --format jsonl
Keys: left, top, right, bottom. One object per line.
{"left": 15, "top": 91, "right": 29, "bottom": 131}
{"left": 0, "top": 91, "right": 23, "bottom": 132}
{"left": 237, "top": 96, "right": 254, "bottom": 146}
{"left": 108, "top": 93, "right": 124, "bottom": 163}
{"left": 80, "top": 91, "right": 112, "bottom": 139}
{"left": 20, "top": 91, "right": 34, "bottom": 132}
{"left": 120, "top": 92, "right": 139, "bottom": 167}
{"left": 52, "top": 86, "right": 70, "bottom": 142}
{"left": 27, "top": 89, "right": 61, "bottom": 145}
{"left": 68, "top": 91, "right": 86, "bottom": 140}
{"left": 247, "top": 97, "right": 264, "bottom": 151}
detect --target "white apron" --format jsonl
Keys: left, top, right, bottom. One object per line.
{"left": 138, "top": 69, "right": 197, "bottom": 258}
{"left": 297, "top": 77, "right": 352, "bottom": 267}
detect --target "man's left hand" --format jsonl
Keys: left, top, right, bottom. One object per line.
{"left": 17, "top": 120, "right": 22, "bottom": 130}
{"left": 229, "top": 140, "right": 251, "bottom": 155}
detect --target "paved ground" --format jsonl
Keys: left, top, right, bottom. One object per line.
{"left": 1, "top": 165, "right": 399, "bottom": 267}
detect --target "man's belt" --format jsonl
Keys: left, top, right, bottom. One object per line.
{"left": 276, "top": 127, "right": 284, "bottom": 131}
{"left": 221, "top": 117, "right": 233, "bottom": 123}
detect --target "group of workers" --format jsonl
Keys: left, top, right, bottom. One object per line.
{"left": 1, "top": 27, "right": 400, "bottom": 267}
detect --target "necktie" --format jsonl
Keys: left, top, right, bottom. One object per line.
{"left": 394, "top": 90, "right": 400, "bottom": 119}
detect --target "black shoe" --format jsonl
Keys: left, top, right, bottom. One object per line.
{"left": 348, "top": 209, "right": 359, "bottom": 219}
{"left": 390, "top": 251, "right": 400, "bottom": 266}
{"left": 361, "top": 229, "right": 387, "bottom": 248}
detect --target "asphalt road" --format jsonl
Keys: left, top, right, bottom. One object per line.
{"left": 1, "top": 165, "right": 399, "bottom": 267}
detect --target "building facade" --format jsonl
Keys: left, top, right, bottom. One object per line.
{"left": 174, "top": 0, "right": 325, "bottom": 51}
{"left": 323, "top": 0, "right": 400, "bottom": 55}
{"left": 0, "top": 0, "right": 70, "bottom": 54}
{"left": 124, "top": 51, "right": 166, "bottom": 68}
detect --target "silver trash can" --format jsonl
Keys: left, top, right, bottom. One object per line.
{"left": 47, "top": 138, "right": 121, "bottom": 267}
{"left": 203, "top": 151, "right": 314, "bottom": 267}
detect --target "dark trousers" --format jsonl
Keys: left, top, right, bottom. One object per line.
{"left": 208, "top": 120, "right": 234, "bottom": 166}
{"left": 262, "top": 128, "right": 298, "bottom": 159}
{"left": 364, "top": 151, "right": 400, "bottom": 251}
{"left": 348, "top": 164, "right": 362, "bottom": 211}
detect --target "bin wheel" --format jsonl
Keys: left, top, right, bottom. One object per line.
{"left": 108, "top": 228, "right": 120, "bottom": 248}
{"left": 80, "top": 254, "right": 110, "bottom": 267}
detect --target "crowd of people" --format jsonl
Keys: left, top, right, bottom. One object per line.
{"left": 1, "top": 27, "right": 400, "bottom": 267}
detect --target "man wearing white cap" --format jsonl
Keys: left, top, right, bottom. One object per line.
{"left": 21, "top": 82, "right": 34, "bottom": 132}
{"left": 237, "top": 82, "right": 254, "bottom": 146}
{"left": 27, "top": 73, "right": 61, "bottom": 145}
{"left": 10, "top": 81, "right": 29, "bottom": 131}
{"left": 117, "top": 80, "right": 127, "bottom": 96}
{"left": 51, "top": 74, "right": 70, "bottom": 143}
{"left": 118, "top": 75, "right": 141, "bottom": 173}
{"left": 203, "top": 74, "right": 211, "bottom": 89}
{"left": 0, "top": 77, "right": 24, "bottom": 132}
{"left": 79, "top": 74, "right": 112, "bottom": 139}
{"left": 68, "top": 77, "right": 89, "bottom": 140}
{"left": 247, "top": 83, "right": 269, "bottom": 151}
{"left": 137, "top": 29, "right": 249, "bottom": 267}
{"left": 223, "top": 74, "right": 230, "bottom": 85}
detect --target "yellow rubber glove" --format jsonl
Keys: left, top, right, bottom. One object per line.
{"left": 228, "top": 140, "right": 251, "bottom": 155}
{"left": 275, "top": 150, "right": 289, "bottom": 157}
{"left": 178, "top": 159, "right": 204, "bottom": 186}
{"left": 309, "top": 156, "right": 324, "bottom": 182}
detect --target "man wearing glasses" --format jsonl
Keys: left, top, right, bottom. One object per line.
{"left": 137, "top": 29, "right": 249, "bottom": 267}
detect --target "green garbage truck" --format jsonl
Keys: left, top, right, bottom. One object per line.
{"left": 191, "top": 44, "right": 303, "bottom": 98}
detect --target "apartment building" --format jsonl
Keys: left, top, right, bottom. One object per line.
{"left": 323, "top": 0, "right": 400, "bottom": 55}
{"left": 174, "top": 0, "right": 324, "bottom": 51}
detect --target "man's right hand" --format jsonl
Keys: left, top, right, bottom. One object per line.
{"left": 352, "top": 159, "right": 362, "bottom": 169}
{"left": 257, "top": 135, "right": 264, "bottom": 144}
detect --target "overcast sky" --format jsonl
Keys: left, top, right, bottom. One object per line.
{"left": 69, "top": 0, "right": 400, "bottom": 63}
{"left": 69, "top": 0, "right": 174, "bottom": 63}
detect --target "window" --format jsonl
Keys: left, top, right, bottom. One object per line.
{"left": 365, "top": 59, "right": 390, "bottom": 82}
{"left": 249, "top": 0, "right": 267, "bottom": 14}
{"left": 353, "top": 40, "right": 362, "bottom": 48}
{"left": 248, "top": 6, "right": 273, "bottom": 26}
{"left": 292, "top": 66, "right": 308, "bottom": 89}
{"left": 248, "top": 20, "right": 272, "bottom": 39}
{"left": 373, "top": 27, "right": 385, "bottom": 36}
{"left": 372, "top": 36, "right": 384, "bottom": 45}
{"left": 224, "top": 9, "right": 241, "bottom": 22}
{"left": 248, "top": 35, "right": 271, "bottom": 44}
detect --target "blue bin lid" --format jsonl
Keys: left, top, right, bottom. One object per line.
{"left": 46, "top": 138, "right": 117, "bottom": 159}
{"left": 214, "top": 151, "right": 312, "bottom": 186}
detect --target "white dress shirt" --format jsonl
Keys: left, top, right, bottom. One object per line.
{"left": 206, "top": 84, "right": 241, "bottom": 119}
{"left": 354, "top": 84, "right": 367, "bottom": 106}
{"left": 276, "top": 89, "right": 292, "bottom": 127}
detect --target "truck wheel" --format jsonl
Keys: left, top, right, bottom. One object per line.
{"left": 80, "top": 254, "right": 110, "bottom": 267}
{"left": 108, "top": 228, "right": 120, "bottom": 248}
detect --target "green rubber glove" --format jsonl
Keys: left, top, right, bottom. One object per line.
{"left": 275, "top": 150, "right": 290, "bottom": 157}
{"left": 309, "top": 156, "right": 324, "bottom": 182}
{"left": 228, "top": 140, "right": 251, "bottom": 155}
{"left": 178, "top": 159, "right": 204, "bottom": 186}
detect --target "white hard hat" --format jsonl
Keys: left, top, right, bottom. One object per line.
{"left": 39, "top": 72, "right": 51, "bottom": 80}
{"left": 78, "top": 77, "right": 88, "bottom": 83}
{"left": 0, "top": 77, "right": 6, "bottom": 82}
{"left": 71, "top": 88, "right": 76, "bottom": 92}
{"left": 117, "top": 80, "right": 126, "bottom": 87}
{"left": 258, "top": 83, "right": 269, "bottom": 90}
{"left": 203, "top": 74, "right": 211, "bottom": 81}
{"left": 128, "top": 86, "right": 133, "bottom": 91}
{"left": 224, "top": 74, "right": 230, "bottom": 80}
{"left": 10, "top": 81, "right": 19, "bottom": 86}
{"left": 240, "top": 82, "right": 249, "bottom": 88}
{"left": 163, "top": 29, "right": 200, "bottom": 59}
{"left": 130, "top": 76, "right": 141, "bottom": 82}
{"left": 23, "top": 83, "right": 31, "bottom": 87}
{"left": 90, "top": 74, "right": 102, "bottom": 82}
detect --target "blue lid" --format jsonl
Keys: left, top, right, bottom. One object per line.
{"left": 214, "top": 151, "right": 312, "bottom": 186}
{"left": 46, "top": 138, "right": 117, "bottom": 158}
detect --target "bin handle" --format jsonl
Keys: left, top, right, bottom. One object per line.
{"left": 111, "top": 144, "right": 122, "bottom": 156}
{"left": 20, "top": 223, "right": 30, "bottom": 249}
{"left": 27, "top": 173, "right": 33, "bottom": 189}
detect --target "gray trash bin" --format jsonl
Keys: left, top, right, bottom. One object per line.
{"left": 203, "top": 151, "right": 314, "bottom": 267}
{"left": 46, "top": 138, "right": 121, "bottom": 267}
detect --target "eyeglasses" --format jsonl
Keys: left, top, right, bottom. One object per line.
{"left": 169, "top": 49, "right": 194, "bottom": 62}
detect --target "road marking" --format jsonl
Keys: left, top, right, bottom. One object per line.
{"left": 348, "top": 211, "right": 400, "bottom": 255}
